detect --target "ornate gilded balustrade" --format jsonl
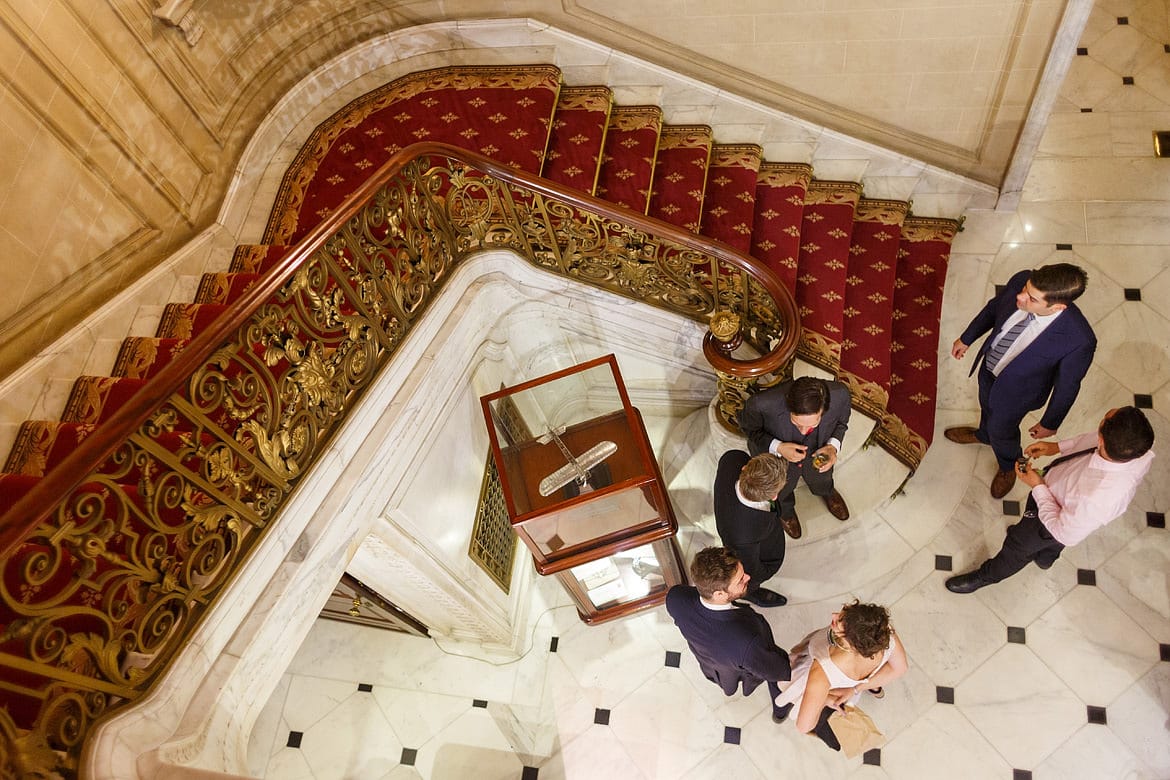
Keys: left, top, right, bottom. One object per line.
{"left": 0, "top": 143, "right": 797, "bottom": 777}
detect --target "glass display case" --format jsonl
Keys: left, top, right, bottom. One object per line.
{"left": 480, "top": 354, "right": 686, "bottom": 623}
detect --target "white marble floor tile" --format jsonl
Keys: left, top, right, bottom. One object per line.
{"left": 1033, "top": 723, "right": 1153, "bottom": 780}
{"left": 859, "top": 657, "right": 943, "bottom": 744}
{"left": 300, "top": 693, "right": 404, "bottom": 780}
{"left": 265, "top": 746, "right": 318, "bottom": 780}
{"left": 553, "top": 612, "right": 666, "bottom": 701}
{"left": 972, "top": 556, "right": 1077, "bottom": 629}
{"left": 248, "top": 674, "right": 291, "bottom": 776}
{"left": 890, "top": 574, "right": 1007, "bottom": 686}
{"left": 777, "top": 514, "right": 915, "bottom": 603}
{"left": 738, "top": 710, "right": 845, "bottom": 779}
{"left": 413, "top": 709, "right": 525, "bottom": 780}
{"left": 955, "top": 644, "right": 1086, "bottom": 768}
{"left": 284, "top": 675, "right": 367, "bottom": 732}
{"left": 609, "top": 667, "right": 727, "bottom": 778}
{"left": 543, "top": 654, "right": 611, "bottom": 748}
{"left": 1093, "top": 303, "right": 1170, "bottom": 392}
{"left": 1097, "top": 527, "right": 1170, "bottom": 633}
{"left": 1027, "top": 586, "right": 1161, "bottom": 705}
{"left": 1108, "top": 663, "right": 1170, "bottom": 777}
{"left": 880, "top": 705, "right": 1012, "bottom": 779}
{"left": 369, "top": 688, "right": 469, "bottom": 752}
{"left": 537, "top": 724, "right": 648, "bottom": 780}
{"left": 680, "top": 743, "right": 768, "bottom": 780}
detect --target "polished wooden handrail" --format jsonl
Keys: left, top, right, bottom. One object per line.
{"left": 0, "top": 141, "right": 797, "bottom": 557}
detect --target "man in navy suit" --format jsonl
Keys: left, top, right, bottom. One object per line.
{"left": 665, "top": 547, "right": 792, "bottom": 722}
{"left": 739, "top": 376, "right": 852, "bottom": 538}
{"left": 946, "top": 263, "right": 1096, "bottom": 498}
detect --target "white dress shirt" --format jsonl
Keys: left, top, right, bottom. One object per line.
{"left": 988, "top": 308, "right": 1061, "bottom": 376}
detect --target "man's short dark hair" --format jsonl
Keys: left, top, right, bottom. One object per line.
{"left": 786, "top": 376, "right": 829, "bottom": 415}
{"left": 1100, "top": 406, "right": 1154, "bottom": 462}
{"left": 690, "top": 546, "right": 740, "bottom": 600}
{"left": 1029, "top": 263, "right": 1088, "bottom": 305}
{"left": 839, "top": 600, "right": 892, "bottom": 658}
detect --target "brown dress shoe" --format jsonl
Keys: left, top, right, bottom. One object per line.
{"left": 990, "top": 468, "right": 1016, "bottom": 498}
{"left": 780, "top": 513, "right": 802, "bottom": 539}
{"left": 944, "top": 426, "right": 981, "bottom": 444}
{"left": 823, "top": 490, "right": 850, "bottom": 521}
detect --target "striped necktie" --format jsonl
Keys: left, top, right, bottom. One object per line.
{"left": 984, "top": 313, "right": 1035, "bottom": 372}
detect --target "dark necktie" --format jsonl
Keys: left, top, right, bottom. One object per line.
{"left": 1042, "top": 447, "right": 1095, "bottom": 476}
{"left": 985, "top": 313, "right": 1035, "bottom": 372}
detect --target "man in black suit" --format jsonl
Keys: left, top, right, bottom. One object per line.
{"left": 714, "top": 450, "right": 789, "bottom": 606}
{"left": 665, "top": 547, "right": 792, "bottom": 721}
{"left": 738, "top": 376, "right": 852, "bottom": 539}
{"left": 946, "top": 263, "right": 1096, "bottom": 498}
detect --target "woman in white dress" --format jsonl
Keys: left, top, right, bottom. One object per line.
{"left": 774, "top": 601, "right": 908, "bottom": 750}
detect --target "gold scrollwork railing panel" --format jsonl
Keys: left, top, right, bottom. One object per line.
{"left": 0, "top": 144, "right": 797, "bottom": 777}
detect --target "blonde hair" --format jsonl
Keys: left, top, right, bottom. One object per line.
{"left": 738, "top": 453, "right": 787, "bottom": 502}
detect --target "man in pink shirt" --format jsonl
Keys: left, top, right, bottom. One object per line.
{"left": 946, "top": 406, "right": 1155, "bottom": 594}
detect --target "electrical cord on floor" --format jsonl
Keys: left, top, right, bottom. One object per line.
{"left": 424, "top": 603, "right": 579, "bottom": 666}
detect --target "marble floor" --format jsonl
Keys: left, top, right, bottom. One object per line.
{"left": 245, "top": 4, "right": 1170, "bottom": 778}
{"left": 246, "top": 393, "right": 1170, "bottom": 780}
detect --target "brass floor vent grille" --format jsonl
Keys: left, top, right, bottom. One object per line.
{"left": 469, "top": 456, "right": 517, "bottom": 593}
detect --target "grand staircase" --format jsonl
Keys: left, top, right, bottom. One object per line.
{"left": 2, "top": 64, "right": 957, "bottom": 488}
{"left": 0, "top": 64, "right": 959, "bottom": 776}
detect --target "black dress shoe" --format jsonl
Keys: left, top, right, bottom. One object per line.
{"left": 743, "top": 587, "right": 788, "bottom": 607}
{"left": 773, "top": 703, "right": 794, "bottom": 723}
{"left": 945, "top": 571, "right": 989, "bottom": 594}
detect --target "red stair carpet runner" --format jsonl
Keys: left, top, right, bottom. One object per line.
{"left": 700, "top": 145, "right": 763, "bottom": 255}
{"left": 596, "top": 106, "right": 663, "bottom": 213}
{"left": 751, "top": 163, "right": 813, "bottom": 290}
{"left": 648, "top": 126, "right": 712, "bottom": 232}
{"left": 794, "top": 181, "right": 862, "bottom": 375}
{"left": 264, "top": 65, "right": 562, "bottom": 246}
{"left": 542, "top": 85, "right": 612, "bottom": 195}
{"left": 2, "top": 64, "right": 961, "bottom": 516}
{"left": 838, "top": 199, "right": 908, "bottom": 417}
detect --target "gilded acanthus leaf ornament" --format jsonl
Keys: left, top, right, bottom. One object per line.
{"left": 1, "top": 148, "right": 797, "bottom": 776}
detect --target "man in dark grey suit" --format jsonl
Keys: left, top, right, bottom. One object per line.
{"left": 739, "top": 376, "right": 852, "bottom": 539}
{"left": 945, "top": 263, "right": 1096, "bottom": 499}
{"left": 666, "top": 547, "right": 792, "bottom": 721}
